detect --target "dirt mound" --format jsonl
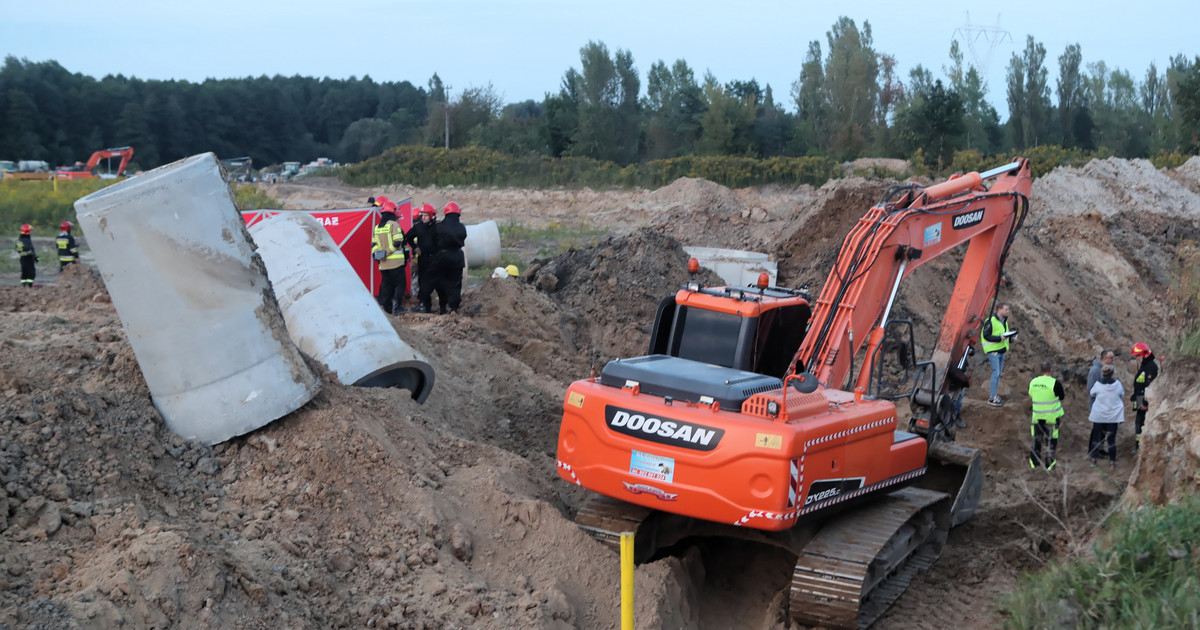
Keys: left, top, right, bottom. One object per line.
{"left": 1125, "top": 358, "right": 1200, "bottom": 505}
{"left": 1032, "top": 158, "right": 1199, "bottom": 223}
{"left": 773, "top": 176, "right": 892, "bottom": 288}
{"left": 1167, "top": 156, "right": 1200, "bottom": 195}
{"left": 526, "top": 227, "right": 724, "bottom": 362}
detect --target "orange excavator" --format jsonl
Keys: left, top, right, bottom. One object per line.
{"left": 55, "top": 147, "right": 134, "bottom": 180}
{"left": 556, "top": 158, "right": 1032, "bottom": 628}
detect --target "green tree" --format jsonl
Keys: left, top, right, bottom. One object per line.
{"left": 1173, "top": 56, "right": 1200, "bottom": 153}
{"left": 565, "top": 41, "right": 640, "bottom": 164}
{"left": 822, "top": 17, "right": 879, "bottom": 159}
{"left": 790, "top": 40, "right": 826, "bottom": 155}
{"left": 1006, "top": 36, "right": 1052, "bottom": 149}
{"left": 336, "top": 118, "right": 392, "bottom": 162}
{"left": 1056, "top": 44, "right": 1085, "bottom": 147}
{"left": 696, "top": 72, "right": 756, "bottom": 155}
{"left": 893, "top": 79, "right": 965, "bottom": 171}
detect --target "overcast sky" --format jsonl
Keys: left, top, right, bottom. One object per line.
{"left": 2, "top": 0, "right": 1195, "bottom": 116}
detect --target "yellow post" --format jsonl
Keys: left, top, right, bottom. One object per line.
{"left": 53, "top": 173, "right": 57, "bottom": 193}
{"left": 620, "top": 531, "right": 634, "bottom": 630}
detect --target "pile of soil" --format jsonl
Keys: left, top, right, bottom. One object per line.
{"left": 2, "top": 157, "right": 1198, "bottom": 629}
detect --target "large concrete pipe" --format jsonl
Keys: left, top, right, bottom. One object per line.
{"left": 73, "top": 153, "right": 319, "bottom": 445}
{"left": 248, "top": 212, "right": 435, "bottom": 403}
{"left": 463, "top": 220, "right": 501, "bottom": 268}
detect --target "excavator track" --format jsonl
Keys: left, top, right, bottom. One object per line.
{"left": 574, "top": 495, "right": 653, "bottom": 554}
{"left": 574, "top": 487, "right": 951, "bottom": 629}
{"left": 789, "top": 487, "right": 950, "bottom": 629}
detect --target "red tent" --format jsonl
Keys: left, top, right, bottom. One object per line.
{"left": 242, "top": 197, "right": 413, "bottom": 294}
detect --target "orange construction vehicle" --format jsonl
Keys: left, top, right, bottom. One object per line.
{"left": 55, "top": 147, "right": 134, "bottom": 180}
{"left": 556, "top": 158, "right": 1032, "bottom": 628}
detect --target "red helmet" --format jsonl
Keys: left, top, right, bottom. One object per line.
{"left": 418, "top": 203, "right": 436, "bottom": 217}
{"left": 374, "top": 195, "right": 390, "bottom": 207}
{"left": 1131, "top": 342, "right": 1151, "bottom": 358}
{"left": 380, "top": 201, "right": 397, "bottom": 214}
{"left": 443, "top": 201, "right": 461, "bottom": 215}
{"left": 20, "top": 224, "right": 31, "bottom": 234}
{"left": 60, "top": 220, "right": 72, "bottom": 231}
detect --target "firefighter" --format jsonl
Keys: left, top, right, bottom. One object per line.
{"left": 1130, "top": 342, "right": 1159, "bottom": 454}
{"left": 16, "top": 224, "right": 38, "bottom": 288}
{"left": 1028, "top": 360, "right": 1065, "bottom": 471}
{"left": 372, "top": 201, "right": 408, "bottom": 315}
{"left": 405, "top": 203, "right": 440, "bottom": 313}
{"left": 56, "top": 220, "right": 79, "bottom": 271}
{"left": 434, "top": 201, "right": 467, "bottom": 314}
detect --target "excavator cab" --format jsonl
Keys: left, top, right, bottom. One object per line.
{"left": 647, "top": 284, "right": 812, "bottom": 378}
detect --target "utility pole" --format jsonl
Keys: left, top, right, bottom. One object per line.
{"left": 444, "top": 83, "right": 452, "bottom": 149}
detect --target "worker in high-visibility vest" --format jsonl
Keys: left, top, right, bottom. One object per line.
{"left": 1028, "top": 360, "right": 1065, "bottom": 471}
{"left": 372, "top": 201, "right": 408, "bottom": 315}
{"left": 16, "top": 224, "right": 38, "bottom": 287}
{"left": 980, "top": 303, "right": 1017, "bottom": 406}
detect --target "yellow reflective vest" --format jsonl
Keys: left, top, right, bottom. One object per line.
{"left": 1028, "top": 374, "right": 1063, "bottom": 422}
{"left": 373, "top": 221, "right": 406, "bottom": 270}
{"left": 980, "top": 315, "right": 1009, "bottom": 354}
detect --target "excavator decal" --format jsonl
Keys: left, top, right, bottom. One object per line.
{"left": 606, "top": 406, "right": 724, "bottom": 449}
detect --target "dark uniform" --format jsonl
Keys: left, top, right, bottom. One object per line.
{"left": 16, "top": 231, "right": 38, "bottom": 287}
{"left": 1131, "top": 351, "right": 1159, "bottom": 452}
{"left": 57, "top": 229, "right": 79, "bottom": 271}
{"left": 434, "top": 210, "right": 467, "bottom": 314}
{"left": 406, "top": 214, "right": 440, "bottom": 313}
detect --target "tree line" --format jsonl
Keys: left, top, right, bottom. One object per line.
{"left": 2, "top": 16, "right": 1198, "bottom": 175}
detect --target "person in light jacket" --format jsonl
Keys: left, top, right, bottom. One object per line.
{"left": 1087, "top": 364, "right": 1124, "bottom": 468}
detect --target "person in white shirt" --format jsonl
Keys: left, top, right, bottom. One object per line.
{"left": 1087, "top": 364, "right": 1125, "bottom": 468}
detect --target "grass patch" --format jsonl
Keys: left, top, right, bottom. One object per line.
{"left": 1002, "top": 495, "right": 1200, "bottom": 629}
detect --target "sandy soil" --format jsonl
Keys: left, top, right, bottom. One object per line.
{"left": 2, "top": 157, "right": 1198, "bottom": 629}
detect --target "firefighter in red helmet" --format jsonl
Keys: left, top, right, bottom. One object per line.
{"left": 433, "top": 202, "right": 467, "bottom": 314}
{"left": 56, "top": 221, "right": 79, "bottom": 271}
{"left": 1129, "top": 342, "right": 1158, "bottom": 454}
{"left": 372, "top": 202, "right": 408, "bottom": 315}
{"left": 405, "top": 203, "right": 441, "bottom": 313}
{"left": 16, "top": 224, "right": 38, "bottom": 287}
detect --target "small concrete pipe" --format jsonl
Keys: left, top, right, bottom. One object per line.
{"left": 463, "top": 220, "right": 501, "bottom": 268}
{"left": 249, "top": 212, "right": 435, "bottom": 403}
{"left": 73, "top": 153, "right": 319, "bottom": 444}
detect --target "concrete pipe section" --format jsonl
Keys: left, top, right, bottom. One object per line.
{"left": 74, "top": 153, "right": 319, "bottom": 445}
{"left": 463, "top": 220, "right": 501, "bottom": 268}
{"left": 248, "top": 212, "right": 435, "bottom": 403}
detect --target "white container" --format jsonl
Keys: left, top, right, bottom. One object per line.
{"left": 74, "top": 153, "right": 319, "bottom": 444}
{"left": 463, "top": 219, "right": 501, "bottom": 268}
{"left": 249, "top": 212, "right": 435, "bottom": 403}
{"left": 682, "top": 246, "right": 778, "bottom": 288}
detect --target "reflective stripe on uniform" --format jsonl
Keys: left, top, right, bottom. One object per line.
{"left": 1028, "top": 374, "right": 1063, "bottom": 422}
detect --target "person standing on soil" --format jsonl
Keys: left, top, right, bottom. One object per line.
{"left": 1088, "top": 363, "right": 1125, "bottom": 468}
{"left": 1086, "top": 349, "right": 1115, "bottom": 412}
{"left": 406, "top": 203, "right": 440, "bottom": 313}
{"left": 372, "top": 201, "right": 408, "bottom": 315}
{"left": 56, "top": 220, "right": 79, "bottom": 271}
{"left": 434, "top": 201, "right": 467, "bottom": 314}
{"left": 981, "top": 303, "right": 1017, "bottom": 406}
{"left": 1028, "top": 360, "right": 1065, "bottom": 470}
{"left": 16, "top": 224, "right": 38, "bottom": 288}
{"left": 1130, "top": 343, "right": 1159, "bottom": 454}
{"left": 946, "top": 344, "right": 974, "bottom": 429}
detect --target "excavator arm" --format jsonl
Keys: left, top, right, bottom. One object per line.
{"left": 84, "top": 147, "right": 135, "bottom": 177}
{"left": 792, "top": 159, "right": 1031, "bottom": 414}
